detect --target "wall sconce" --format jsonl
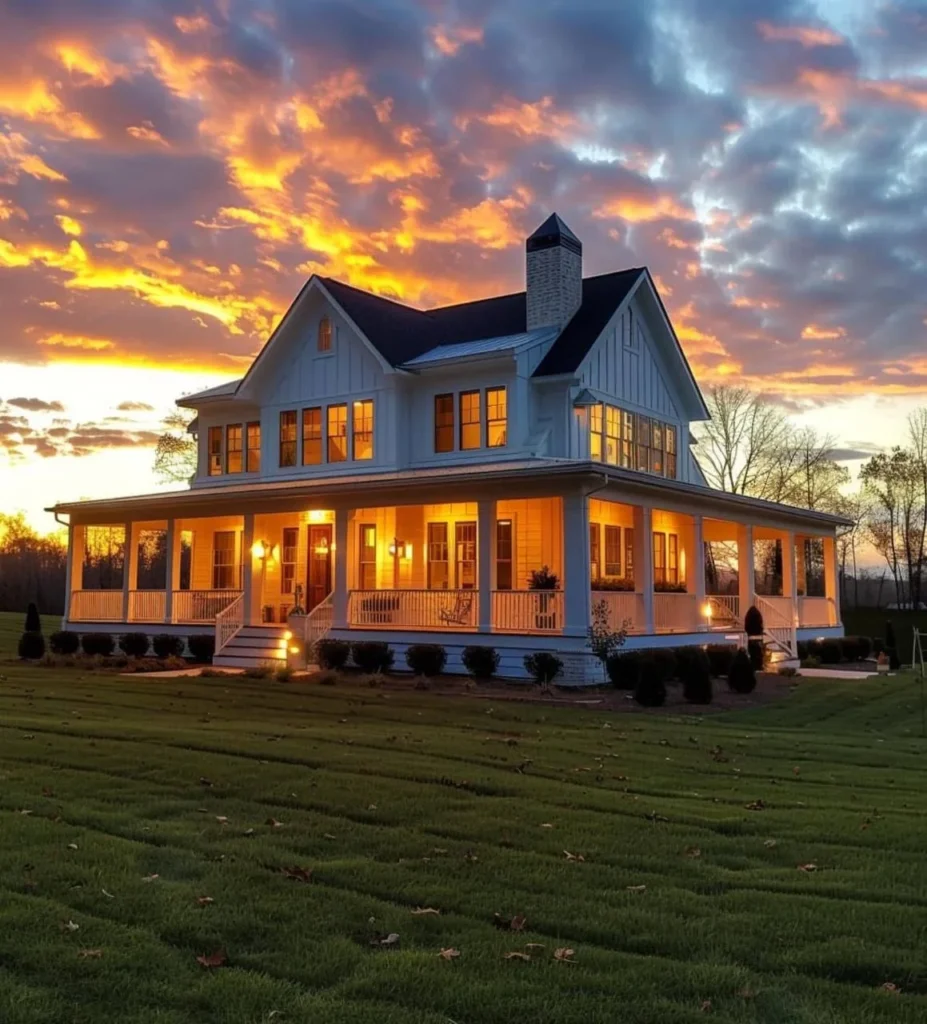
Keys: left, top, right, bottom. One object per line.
{"left": 252, "top": 540, "right": 268, "bottom": 559}
{"left": 701, "top": 601, "right": 713, "bottom": 621}
{"left": 388, "top": 538, "right": 412, "bottom": 559}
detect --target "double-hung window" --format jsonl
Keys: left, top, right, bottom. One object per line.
{"left": 281, "top": 527, "right": 298, "bottom": 594}
{"left": 486, "top": 387, "right": 507, "bottom": 447}
{"left": 208, "top": 427, "right": 222, "bottom": 476}
{"left": 496, "top": 519, "right": 513, "bottom": 590}
{"left": 604, "top": 525, "right": 622, "bottom": 576}
{"left": 226, "top": 424, "right": 243, "bottom": 474}
{"left": 459, "top": 391, "right": 481, "bottom": 450}
{"left": 589, "top": 404, "right": 603, "bottom": 460}
{"left": 302, "top": 408, "right": 322, "bottom": 465}
{"left": 427, "top": 523, "right": 449, "bottom": 589}
{"left": 279, "top": 411, "right": 297, "bottom": 467}
{"left": 327, "top": 404, "right": 347, "bottom": 462}
{"left": 434, "top": 394, "right": 454, "bottom": 453}
{"left": 605, "top": 407, "right": 620, "bottom": 466}
{"left": 589, "top": 523, "right": 600, "bottom": 578}
{"left": 352, "top": 399, "right": 373, "bottom": 460}
{"left": 246, "top": 421, "right": 261, "bottom": 472}
{"left": 212, "top": 531, "right": 238, "bottom": 590}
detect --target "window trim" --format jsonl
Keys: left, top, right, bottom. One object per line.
{"left": 317, "top": 316, "right": 333, "bottom": 353}
{"left": 212, "top": 530, "right": 238, "bottom": 590}
{"left": 485, "top": 386, "right": 507, "bottom": 449}
{"left": 302, "top": 407, "right": 323, "bottom": 466}
{"left": 279, "top": 410, "right": 297, "bottom": 468}
{"left": 434, "top": 393, "right": 455, "bottom": 453}
{"left": 327, "top": 403, "right": 348, "bottom": 463}
{"left": 604, "top": 524, "right": 622, "bottom": 577}
{"left": 246, "top": 421, "right": 261, "bottom": 473}
{"left": 226, "top": 423, "right": 243, "bottom": 474}
{"left": 459, "top": 390, "right": 481, "bottom": 451}
{"left": 358, "top": 523, "right": 377, "bottom": 590}
{"left": 455, "top": 520, "right": 477, "bottom": 590}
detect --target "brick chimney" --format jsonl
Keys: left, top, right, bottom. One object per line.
{"left": 525, "top": 213, "right": 582, "bottom": 331}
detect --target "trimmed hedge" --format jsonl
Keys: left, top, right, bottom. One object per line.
{"left": 49, "top": 630, "right": 80, "bottom": 655}
{"left": 606, "top": 651, "right": 643, "bottom": 689}
{"left": 462, "top": 645, "right": 500, "bottom": 680}
{"left": 744, "top": 605, "right": 764, "bottom": 637}
{"left": 152, "top": 634, "right": 184, "bottom": 659}
{"left": 18, "top": 631, "right": 45, "bottom": 659}
{"left": 405, "top": 644, "right": 447, "bottom": 677}
{"left": 523, "top": 652, "right": 563, "bottom": 684}
{"left": 316, "top": 639, "right": 350, "bottom": 670}
{"left": 351, "top": 641, "right": 394, "bottom": 674}
{"left": 747, "top": 638, "right": 765, "bottom": 672}
{"left": 651, "top": 648, "right": 678, "bottom": 684}
{"left": 819, "top": 639, "right": 842, "bottom": 665}
{"left": 634, "top": 657, "right": 666, "bottom": 707}
{"left": 119, "top": 632, "right": 150, "bottom": 658}
{"left": 682, "top": 649, "right": 713, "bottom": 704}
{"left": 25, "top": 602, "right": 41, "bottom": 633}
{"left": 705, "top": 644, "right": 736, "bottom": 678}
{"left": 727, "top": 648, "right": 757, "bottom": 693}
{"left": 187, "top": 634, "right": 215, "bottom": 663}
{"left": 81, "top": 632, "right": 115, "bottom": 657}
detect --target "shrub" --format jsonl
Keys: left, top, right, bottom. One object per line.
{"left": 462, "top": 645, "right": 500, "bottom": 680}
{"left": 651, "top": 647, "right": 678, "bottom": 683}
{"left": 590, "top": 577, "right": 634, "bottom": 591}
{"left": 24, "top": 602, "right": 41, "bottom": 633}
{"left": 527, "top": 566, "right": 560, "bottom": 590}
{"left": 727, "top": 648, "right": 757, "bottom": 693}
{"left": 81, "top": 632, "right": 114, "bottom": 657}
{"left": 316, "top": 639, "right": 350, "bottom": 670}
{"left": 747, "top": 638, "right": 765, "bottom": 672}
{"left": 49, "top": 630, "right": 80, "bottom": 655}
{"left": 778, "top": 666, "right": 798, "bottom": 678}
{"left": 744, "top": 605, "right": 764, "bottom": 637}
{"left": 152, "top": 634, "right": 184, "bottom": 659}
{"left": 856, "top": 636, "right": 873, "bottom": 660}
{"left": 587, "top": 599, "right": 627, "bottom": 682}
{"left": 886, "top": 647, "right": 901, "bottom": 671}
{"left": 801, "top": 655, "right": 822, "bottom": 669}
{"left": 819, "top": 639, "right": 842, "bottom": 665}
{"left": 840, "top": 635, "right": 871, "bottom": 662}
{"left": 705, "top": 644, "right": 735, "bottom": 678}
{"left": 523, "top": 652, "right": 563, "bottom": 684}
{"left": 351, "top": 641, "right": 394, "bottom": 674}
{"left": 681, "top": 649, "right": 713, "bottom": 704}
{"left": 18, "top": 631, "right": 45, "bottom": 659}
{"left": 406, "top": 644, "right": 447, "bottom": 677}
{"left": 276, "top": 666, "right": 294, "bottom": 682}
{"left": 606, "top": 651, "right": 643, "bottom": 689}
{"left": 119, "top": 632, "right": 150, "bottom": 658}
{"left": 634, "top": 657, "right": 666, "bottom": 707}
{"left": 244, "top": 664, "right": 274, "bottom": 679}
{"left": 885, "top": 620, "right": 897, "bottom": 654}
{"left": 187, "top": 634, "right": 215, "bottom": 663}
{"left": 796, "top": 640, "right": 810, "bottom": 661}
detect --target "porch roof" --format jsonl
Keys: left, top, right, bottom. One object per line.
{"left": 47, "top": 460, "right": 852, "bottom": 531}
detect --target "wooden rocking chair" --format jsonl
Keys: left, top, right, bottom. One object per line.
{"left": 438, "top": 592, "right": 474, "bottom": 626}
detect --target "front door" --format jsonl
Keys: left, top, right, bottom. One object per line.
{"left": 307, "top": 525, "right": 333, "bottom": 611}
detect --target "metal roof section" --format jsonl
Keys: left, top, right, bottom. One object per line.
{"left": 177, "top": 379, "right": 242, "bottom": 406}
{"left": 401, "top": 327, "right": 558, "bottom": 368}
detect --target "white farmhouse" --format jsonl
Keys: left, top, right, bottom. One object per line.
{"left": 49, "top": 214, "right": 847, "bottom": 679}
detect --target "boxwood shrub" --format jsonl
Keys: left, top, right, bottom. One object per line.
{"left": 728, "top": 648, "right": 757, "bottom": 693}
{"left": 316, "top": 638, "right": 350, "bottom": 670}
{"left": 187, "top": 634, "right": 215, "bottom": 663}
{"left": 634, "top": 657, "right": 666, "bottom": 707}
{"left": 461, "top": 645, "right": 500, "bottom": 680}
{"left": 351, "top": 641, "right": 394, "bottom": 674}
{"left": 606, "top": 650, "right": 643, "bottom": 689}
{"left": 705, "top": 644, "right": 735, "bottom": 678}
{"left": 18, "top": 631, "right": 45, "bottom": 659}
{"left": 681, "top": 649, "right": 713, "bottom": 704}
{"left": 152, "top": 634, "right": 184, "bottom": 659}
{"left": 81, "top": 632, "right": 114, "bottom": 657}
{"left": 119, "top": 632, "right": 150, "bottom": 658}
{"left": 523, "top": 652, "right": 563, "bottom": 684}
{"left": 405, "top": 644, "right": 447, "bottom": 677}
{"left": 49, "top": 630, "right": 80, "bottom": 655}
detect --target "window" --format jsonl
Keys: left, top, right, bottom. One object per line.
{"left": 327, "top": 404, "right": 347, "bottom": 462}
{"left": 636, "top": 415, "right": 652, "bottom": 473}
{"left": 302, "top": 408, "right": 322, "bottom": 465}
{"left": 279, "top": 411, "right": 297, "bottom": 467}
{"left": 589, "top": 404, "right": 602, "bottom": 460}
{"left": 486, "top": 387, "right": 507, "bottom": 447}
{"left": 246, "top": 421, "right": 261, "bottom": 473}
{"left": 651, "top": 421, "right": 664, "bottom": 475}
{"left": 281, "top": 527, "right": 298, "bottom": 594}
{"left": 427, "top": 522, "right": 449, "bottom": 589}
{"left": 456, "top": 521, "right": 476, "bottom": 589}
{"left": 208, "top": 427, "right": 222, "bottom": 476}
{"left": 434, "top": 394, "right": 454, "bottom": 453}
{"left": 653, "top": 531, "right": 666, "bottom": 585}
{"left": 226, "top": 424, "right": 243, "bottom": 474}
{"left": 496, "top": 519, "right": 513, "bottom": 590}
{"left": 589, "top": 523, "right": 600, "bottom": 578}
{"left": 665, "top": 425, "right": 677, "bottom": 479}
{"left": 353, "top": 399, "right": 374, "bottom": 460}
{"left": 624, "top": 528, "right": 634, "bottom": 581}
{"left": 82, "top": 525, "right": 125, "bottom": 589}
{"left": 605, "top": 406, "right": 620, "bottom": 466}
{"left": 621, "top": 411, "right": 634, "bottom": 468}
{"left": 459, "top": 391, "right": 481, "bottom": 450}
{"left": 667, "top": 533, "right": 679, "bottom": 585}
{"left": 212, "top": 531, "right": 238, "bottom": 590}
{"left": 604, "top": 525, "right": 622, "bottom": 576}
{"left": 359, "top": 524, "right": 377, "bottom": 590}
{"left": 179, "top": 530, "right": 193, "bottom": 591}
{"left": 803, "top": 538, "right": 825, "bottom": 597}
{"left": 318, "top": 316, "right": 332, "bottom": 352}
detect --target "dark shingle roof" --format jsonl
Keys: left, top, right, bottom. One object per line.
{"left": 320, "top": 268, "right": 644, "bottom": 376}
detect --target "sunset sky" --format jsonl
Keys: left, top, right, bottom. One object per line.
{"left": 2, "top": 0, "right": 927, "bottom": 531}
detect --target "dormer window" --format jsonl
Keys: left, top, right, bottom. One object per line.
{"left": 318, "top": 317, "right": 332, "bottom": 352}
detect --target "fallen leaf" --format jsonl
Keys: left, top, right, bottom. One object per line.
{"left": 196, "top": 896, "right": 214, "bottom": 906}
{"left": 563, "top": 850, "right": 585, "bottom": 862}
{"left": 493, "top": 912, "right": 527, "bottom": 931}
{"left": 792, "top": 767, "right": 800, "bottom": 776}
{"left": 700, "top": 999, "right": 713, "bottom": 1013}
{"left": 540, "top": 822, "right": 554, "bottom": 829}
{"left": 524, "top": 942, "right": 546, "bottom": 951}
{"left": 378, "top": 933, "right": 400, "bottom": 946}
{"left": 626, "top": 884, "right": 647, "bottom": 894}
{"left": 438, "top": 947, "right": 460, "bottom": 960}
{"left": 646, "top": 810, "right": 669, "bottom": 823}
{"left": 244, "top": 828, "right": 255, "bottom": 836}
{"left": 18, "top": 809, "right": 33, "bottom": 816}
{"left": 553, "top": 947, "right": 576, "bottom": 962}
{"left": 464, "top": 851, "right": 478, "bottom": 863}
{"left": 745, "top": 800, "right": 766, "bottom": 811}
{"left": 101, "top": 889, "right": 115, "bottom": 899}
{"left": 367, "top": 804, "right": 377, "bottom": 811}
{"left": 411, "top": 907, "right": 440, "bottom": 916}
{"left": 215, "top": 816, "right": 228, "bottom": 824}
{"left": 683, "top": 846, "right": 701, "bottom": 859}
{"left": 62, "top": 920, "right": 80, "bottom": 932}
{"left": 42, "top": 787, "right": 55, "bottom": 798}
{"left": 266, "top": 817, "right": 284, "bottom": 828}
{"left": 67, "top": 843, "right": 79, "bottom": 851}
{"left": 199, "top": 777, "right": 213, "bottom": 787}
{"left": 280, "top": 866, "right": 312, "bottom": 883}
{"left": 195, "top": 950, "right": 227, "bottom": 969}
{"left": 142, "top": 874, "right": 159, "bottom": 883}
{"left": 797, "top": 863, "right": 818, "bottom": 872}
{"left": 77, "top": 948, "right": 102, "bottom": 959}
{"left": 763, "top": 839, "right": 777, "bottom": 848}
{"left": 880, "top": 982, "right": 901, "bottom": 994}
{"left": 324, "top": 833, "right": 336, "bottom": 840}
{"left": 502, "top": 951, "right": 531, "bottom": 961}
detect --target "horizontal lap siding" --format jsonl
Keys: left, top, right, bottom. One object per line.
{"left": 177, "top": 516, "right": 243, "bottom": 592}
{"left": 497, "top": 498, "right": 562, "bottom": 588}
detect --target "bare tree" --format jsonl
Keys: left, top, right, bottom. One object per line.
{"left": 153, "top": 409, "right": 198, "bottom": 484}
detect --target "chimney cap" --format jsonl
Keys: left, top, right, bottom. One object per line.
{"left": 526, "top": 213, "right": 582, "bottom": 255}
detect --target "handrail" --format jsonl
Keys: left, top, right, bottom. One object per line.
{"left": 305, "top": 592, "right": 334, "bottom": 660}
{"left": 215, "top": 594, "right": 244, "bottom": 656}
{"left": 753, "top": 594, "right": 797, "bottom": 658}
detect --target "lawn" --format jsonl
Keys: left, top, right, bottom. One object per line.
{"left": 2, "top": 625, "right": 927, "bottom": 1021}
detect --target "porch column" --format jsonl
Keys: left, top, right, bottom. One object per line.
{"left": 121, "top": 522, "right": 138, "bottom": 622}
{"left": 633, "top": 506, "right": 654, "bottom": 634}
{"left": 242, "top": 513, "right": 255, "bottom": 626}
{"left": 562, "top": 491, "right": 591, "bottom": 637}
{"left": 477, "top": 499, "right": 495, "bottom": 632}
{"left": 823, "top": 534, "right": 839, "bottom": 625}
{"left": 692, "top": 514, "right": 707, "bottom": 630}
{"left": 737, "top": 524, "right": 754, "bottom": 623}
{"left": 783, "top": 531, "right": 798, "bottom": 624}
{"left": 333, "top": 507, "right": 349, "bottom": 629}
{"left": 164, "top": 519, "right": 176, "bottom": 624}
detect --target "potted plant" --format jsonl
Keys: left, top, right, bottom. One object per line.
{"left": 287, "top": 583, "right": 308, "bottom": 644}
{"left": 528, "top": 566, "right": 560, "bottom": 630}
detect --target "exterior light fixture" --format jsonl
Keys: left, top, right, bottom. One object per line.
{"left": 284, "top": 630, "right": 292, "bottom": 641}
{"left": 289, "top": 645, "right": 300, "bottom": 654}
{"left": 701, "top": 601, "right": 713, "bottom": 620}
{"left": 314, "top": 536, "right": 330, "bottom": 555}
{"left": 388, "top": 538, "right": 411, "bottom": 559}
{"left": 252, "top": 540, "right": 267, "bottom": 559}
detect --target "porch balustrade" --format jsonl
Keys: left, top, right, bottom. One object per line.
{"left": 171, "top": 590, "right": 242, "bottom": 623}
{"left": 128, "top": 590, "right": 166, "bottom": 623}
{"left": 492, "top": 590, "right": 563, "bottom": 634}
{"left": 654, "top": 592, "right": 700, "bottom": 633}
{"left": 591, "top": 591, "right": 645, "bottom": 634}
{"left": 70, "top": 590, "right": 123, "bottom": 622}
{"left": 798, "top": 596, "right": 837, "bottom": 627}
{"left": 707, "top": 594, "right": 740, "bottom": 629}
{"left": 348, "top": 589, "right": 479, "bottom": 630}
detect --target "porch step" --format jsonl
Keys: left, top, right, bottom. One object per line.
{"left": 213, "top": 626, "right": 288, "bottom": 670}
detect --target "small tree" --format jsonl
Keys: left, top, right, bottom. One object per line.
{"left": 727, "top": 648, "right": 757, "bottom": 693}
{"left": 24, "top": 602, "right": 41, "bottom": 633}
{"left": 586, "top": 599, "right": 628, "bottom": 683}
{"left": 524, "top": 652, "right": 563, "bottom": 685}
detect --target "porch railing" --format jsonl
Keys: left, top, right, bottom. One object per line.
{"left": 798, "top": 596, "right": 836, "bottom": 627}
{"left": 654, "top": 592, "right": 699, "bottom": 633}
{"left": 306, "top": 593, "right": 334, "bottom": 655}
{"left": 753, "top": 594, "right": 797, "bottom": 658}
{"left": 128, "top": 590, "right": 166, "bottom": 623}
{"left": 172, "top": 590, "right": 242, "bottom": 623}
{"left": 493, "top": 590, "right": 562, "bottom": 634}
{"left": 70, "top": 590, "right": 123, "bottom": 622}
{"left": 348, "top": 589, "right": 479, "bottom": 630}
{"left": 215, "top": 594, "right": 244, "bottom": 655}
{"left": 591, "top": 591, "right": 644, "bottom": 634}
{"left": 707, "top": 594, "right": 740, "bottom": 629}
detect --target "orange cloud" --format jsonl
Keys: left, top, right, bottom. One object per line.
{"left": 801, "top": 324, "right": 846, "bottom": 340}
{"left": 459, "top": 96, "right": 576, "bottom": 142}
{"left": 0, "top": 79, "right": 99, "bottom": 138}
{"left": 430, "top": 24, "right": 484, "bottom": 56}
{"left": 758, "top": 22, "right": 845, "bottom": 47}
{"left": 595, "top": 194, "right": 695, "bottom": 223}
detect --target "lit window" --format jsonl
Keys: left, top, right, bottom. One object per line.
{"left": 212, "top": 531, "right": 238, "bottom": 590}
{"left": 653, "top": 531, "right": 666, "bottom": 585}
{"left": 636, "top": 415, "right": 651, "bottom": 473}
{"left": 460, "top": 391, "right": 481, "bottom": 450}
{"left": 226, "top": 424, "right": 243, "bottom": 474}
{"left": 327, "top": 404, "right": 347, "bottom": 462}
{"left": 302, "top": 408, "right": 322, "bottom": 465}
{"left": 624, "top": 528, "right": 634, "bottom": 582}
{"left": 456, "top": 521, "right": 476, "bottom": 589}
{"left": 589, "top": 523, "right": 600, "bottom": 578}
{"left": 665, "top": 425, "right": 677, "bottom": 478}
{"left": 651, "top": 421, "right": 664, "bottom": 475}
{"left": 434, "top": 394, "right": 454, "bottom": 453}
{"left": 621, "top": 411, "right": 634, "bottom": 468}
{"left": 208, "top": 427, "right": 222, "bottom": 476}
{"left": 604, "top": 525, "right": 621, "bottom": 576}
{"left": 496, "top": 519, "right": 513, "bottom": 590}
{"left": 279, "top": 411, "right": 297, "bottom": 467}
{"left": 427, "top": 522, "right": 449, "bottom": 589}
{"left": 246, "top": 421, "right": 261, "bottom": 473}
{"left": 353, "top": 399, "right": 374, "bottom": 460}
{"left": 486, "top": 387, "right": 507, "bottom": 448}
{"left": 281, "top": 527, "right": 298, "bottom": 594}
{"left": 359, "top": 524, "right": 377, "bottom": 590}
{"left": 318, "top": 317, "right": 332, "bottom": 352}
{"left": 605, "top": 406, "right": 620, "bottom": 466}
{"left": 668, "top": 533, "right": 679, "bottom": 585}
{"left": 590, "top": 404, "right": 603, "bottom": 461}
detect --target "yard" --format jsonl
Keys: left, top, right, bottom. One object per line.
{"left": 2, "top": 612, "right": 927, "bottom": 1022}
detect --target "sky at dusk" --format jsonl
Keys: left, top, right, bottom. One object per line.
{"left": 2, "top": 0, "right": 927, "bottom": 530}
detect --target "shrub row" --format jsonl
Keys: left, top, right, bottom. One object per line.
{"left": 32, "top": 631, "right": 216, "bottom": 661}
{"left": 606, "top": 644, "right": 757, "bottom": 707}
{"left": 797, "top": 635, "right": 873, "bottom": 665}
{"left": 315, "top": 639, "right": 510, "bottom": 681}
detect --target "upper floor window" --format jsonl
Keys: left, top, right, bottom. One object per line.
{"left": 328, "top": 404, "right": 347, "bottom": 462}
{"left": 246, "top": 421, "right": 261, "bottom": 473}
{"left": 302, "top": 407, "right": 322, "bottom": 465}
{"left": 279, "top": 410, "right": 297, "bottom": 467}
{"left": 590, "top": 405, "right": 602, "bottom": 461}
{"left": 208, "top": 427, "right": 222, "bottom": 476}
{"left": 434, "top": 394, "right": 454, "bottom": 453}
{"left": 353, "top": 399, "right": 373, "bottom": 460}
{"left": 318, "top": 317, "right": 332, "bottom": 352}
{"left": 605, "top": 406, "right": 620, "bottom": 465}
{"left": 226, "top": 424, "right": 243, "bottom": 474}
{"left": 588, "top": 402, "right": 678, "bottom": 479}
{"left": 486, "top": 386, "right": 507, "bottom": 448}
{"left": 460, "top": 391, "right": 481, "bottom": 450}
